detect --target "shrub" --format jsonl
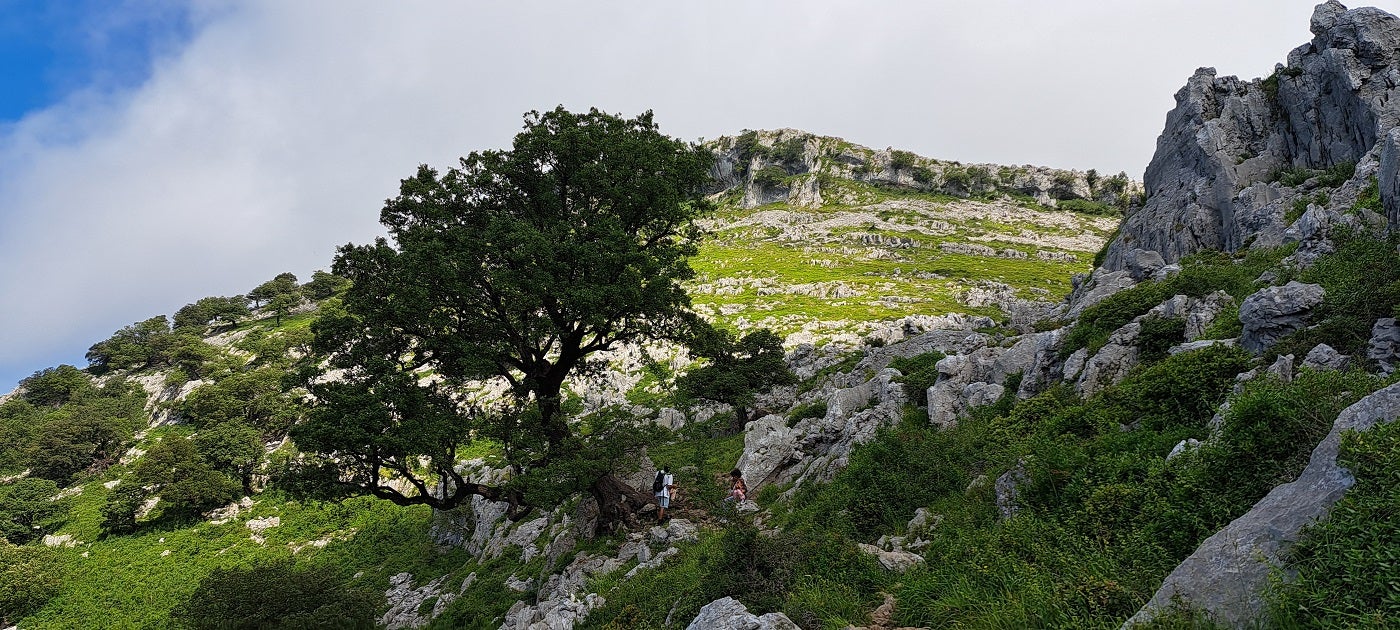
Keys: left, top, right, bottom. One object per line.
{"left": 1135, "top": 316, "right": 1187, "bottom": 363}
{"left": 1058, "top": 198, "right": 1120, "bottom": 217}
{"left": 888, "top": 351, "right": 947, "bottom": 406}
{"left": 787, "top": 399, "right": 827, "bottom": 426}
{"left": 172, "top": 558, "right": 378, "bottom": 629}
{"left": 751, "top": 166, "right": 788, "bottom": 188}
{"left": 1271, "top": 416, "right": 1400, "bottom": 626}
{"left": 771, "top": 136, "right": 807, "bottom": 164}
{"left": 1272, "top": 231, "right": 1400, "bottom": 358}
{"left": 889, "top": 150, "right": 917, "bottom": 171}
{"left": 0, "top": 540, "right": 61, "bottom": 626}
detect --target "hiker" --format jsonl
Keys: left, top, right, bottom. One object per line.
{"left": 653, "top": 465, "right": 675, "bottom": 522}
{"left": 725, "top": 469, "right": 747, "bottom": 503}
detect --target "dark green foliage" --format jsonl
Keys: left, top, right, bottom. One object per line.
{"left": 1273, "top": 231, "right": 1400, "bottom": 358}
{"left": 1095, "top": 344, "right": 1250, "bottom": 433}
{"left": 1354, "top": 176, "right": 1382, "bottom": 213}
{"left": 171, "top": 558, "right": 378, "bottom": 629}
{"left": 22, "top": 384, "right": 147, "bottom": 485}
{"left": 0, "top": 539, "right": 61, "bottom": 626}
{"left": 18, "top": 365, "right": 92, "bottom": 408}
{"left": 733, "top": 130, "right": 764, "bottom": 168}
{"left": 247, "top": 272, "right": 301, "bottom": 309}
{"left": 1272, "top": 161, "right": 1355, "bottom": 188}
{"left": 1190, "top": 370, "right": 1382, "bottom": 532}
{"left": 787, "top": 399, "right": 827, "bottom": 426}
{"left": 1135, "top": 316, "right": 1186, "bottom": 363}
{"left": 0, "top": 478, "right": 67, "bottom": 544}
{"left": 1058, "top": 198, "right": 1120, "bottom": 216}
{"left": 770, "top": 136, "right": 807, "bottom": 164}
{"left": 942, "top": 166, "right": 970, "bottom": 193}
{"left": 296, "top": 107, "right": 714, "bottom": 524}
{"left": 910, "top": 165, "right": 934, "bottom": 184}
{"left": 889, "top": 149, "right": 917, "bottom": 171}
{"left": 103, "top": 437, "right": 241, "bottom": 530}
{"left": 888, "top": 350, "right": 947, "bottom": 406}
{"left": 676, "top": 327, "right": 796, "bottom": 432}
{"left": 1272, "top": 416, "right": 1400, "bottom": 626}
{"left": 86, "top": 316, "right": 175, "bottom": 374}
{"left": 178, "top": 366, "right": 300, "bottom": 435}
{"left": 1062, "top": 282, "right": 1175, "bottom": 358}
{"left": 137, "top": 438, "right": 241, "bottom": 516}
{"left": 173, "top": 295, "right": 251, "bottom": 331}
{"left": 751, "top": 165, "right": 788, "bottom": 188}
{"left": 1064, "top": 246, "right": 1292, "bottom": 358}
{"left": 302, "top": 270, "right": 351, "bottom": 301}
{"left": 195, "top": 421, "right": 264, "bottom": 493}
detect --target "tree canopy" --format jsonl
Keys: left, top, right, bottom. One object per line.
{"left": 292, "top": 107, "right": 714, "bottom": 530}
{"left": 677, "top": 327, "right": 795, "bottom": 433}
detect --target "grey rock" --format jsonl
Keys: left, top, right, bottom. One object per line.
{"left": 1125, "top": 248, "right": 1166, "bottom": 282}
{"left": 1239, "top": 281, "right": 1325, "bottom": 354}
{"left": 381, "top": 572, "right": 459, "bottom": 629}
{"left": 1066, "top": 269, "right": 1137, "bottom": 319}
{"left": 1062, "top": 347, "right": 1089, "bottom": 381}
{"left": 994, "top": 459, "right": 1030, "bottom": 520}
{"left": 1301, "top": 343, "right": 1349, "bottom": 371}
{"left": 1266, "top": 354, "right": 1296, "bottom": 383}
{"left": 1125, "top": 379, "right": 1400, "bottom": 628}
{"left": 857, "top": 543, "right": 926, "bottom": 572}
{"left": 1169, "top": 339, "right": 1237, "bottom": 356}
{"left": 1167, "top": 438, "right": 1202, "bottom": 462}
{"left": 1076, "top": 322, "right": 1141, "bottom": 397}
{"left": 1101, "top": 1, "right": 1400, "bottom": 273}
{"left": 686, "top": 597, "right": 801, "bottom": 630}
{"left": 1366, "top": 317, "right": 1400, "bottom": 373}
{"left": 1016, "top": 328, "right": 1067, "bottom": 399}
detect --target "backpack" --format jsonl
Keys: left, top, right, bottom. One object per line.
{"left": 652, "top": 471, "right": 666, "bottom": 493}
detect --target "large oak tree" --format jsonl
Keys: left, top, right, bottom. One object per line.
{"left": 292, "top": 107, "right": 714, "bottom": 532}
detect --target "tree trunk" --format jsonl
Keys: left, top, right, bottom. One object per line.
{"left": 588, "top": 473, "right": 655, "bottom": 536}
{"left": 728, "top": 404, "right": 749, "bottom": 435}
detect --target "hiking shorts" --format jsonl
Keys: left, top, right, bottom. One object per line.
{"left": 656, "top": 494, "right": 670, "bottom": 508}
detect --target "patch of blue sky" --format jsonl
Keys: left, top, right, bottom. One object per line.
{"left": 0, "top": 0, "right": 199, "bottom": 124}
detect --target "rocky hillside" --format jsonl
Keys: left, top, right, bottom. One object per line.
{"left": 7, "top": 3, "right": 1400, "bottom": 630}
{"left": 690, "top": 130, "right": 1131, "bottom": 343}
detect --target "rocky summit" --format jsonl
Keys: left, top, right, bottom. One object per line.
{"left": 5, "top": 3, "right": 1400, "bottom": 630}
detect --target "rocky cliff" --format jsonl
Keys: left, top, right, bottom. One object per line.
{"left": 1099, "top": 0, "right": 1400, "bottom": 271}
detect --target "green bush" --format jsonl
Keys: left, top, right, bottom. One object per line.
{"left": 1271, "top": 416, "right": 1400, "bottom": 627}
{"left": 0, "top": 540, "right": 61, "bottom": 626}
{"left": 171, "top": 558, "right": 378, "bottom": 629}
{"left": 888, "top": 350, "right": 947, "bottom": 406}
{"left": 751, "top": 166, "right": 788, "bottom": 188}
{"left": 787, "top": 399, "right": 827, "bottom": 426}
{"left": 889, "top": 150, "right": 917, "bottom": 171}
{"left": 1058, "top": 198, "right": 1120, "bottom": 217}
{"left": 1135, "top": 316, "right": 1187, "bottom": 363}
{"left": 1272, "top": 231, "right": 1400, "bottom": 358}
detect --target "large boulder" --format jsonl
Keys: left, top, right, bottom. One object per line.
{"left": 1124, "top": 379, "right": 1400, "bottom": 628}
{"left": 1238, "top": 281, "right": 1325, "bottom": 354}
{"left": 686, "top": 597, "right": 800, "bottom": 630}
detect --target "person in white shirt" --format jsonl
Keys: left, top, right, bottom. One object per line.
{"left": 653, "top": 466, "right": 676, "bottom": 523}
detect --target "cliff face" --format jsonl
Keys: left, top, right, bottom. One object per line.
{"left": 1100, "top": 1, "right": 1400, "bottom": 270}
{"left": 705, "top": 129, "right": 1140, "bottom": 211}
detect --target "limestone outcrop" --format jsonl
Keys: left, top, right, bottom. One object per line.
{"left": 686, "top": 597, "right": 800, "bottom": 630}
{"left": 1124, "top": 380, "right": 1400, "bottom": 628}
{"left": 1099, "top": 1, "right": 1400, "bottom": 272}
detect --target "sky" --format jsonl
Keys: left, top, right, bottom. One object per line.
{"left": 1, "top": 0, "right": 1396, "bottom": 392}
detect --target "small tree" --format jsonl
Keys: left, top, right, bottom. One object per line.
{"left": 677, "top": 327, "right": 795, "bottom": 433}
{"left": 19, "top": 365, "right": 92, "bottom": 408}
{"left": 248, "top": 273, "right": 301, "bottom": 309}
{"left": 86, "top": 316, "right": 175, "bottom": 374}
{"left": 195, "top": 421, "right": 264, "bottom": 494}
{"left": 301, "top": 270, "right": 350, "bottom": 301}
{"left": 174, "top": 296, "right": 251, "bottom": 331}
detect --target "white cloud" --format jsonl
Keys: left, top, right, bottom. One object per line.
{"left": 0, "top": 0, "right": 1391, "bottom": 388}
